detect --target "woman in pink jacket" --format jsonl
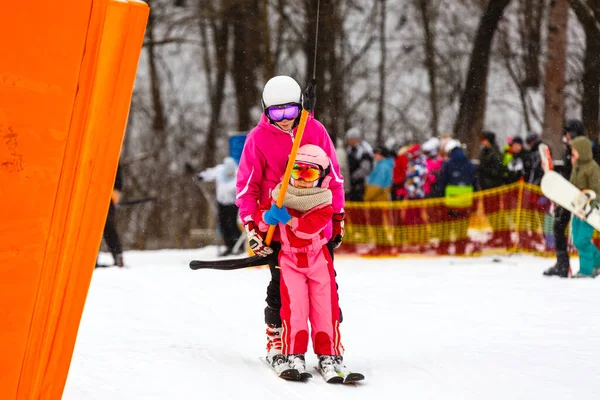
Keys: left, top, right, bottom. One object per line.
{"left": 235, "top": 76, "right": 346, "bottom": 372}
{"left": 254, "top": 144, "right": 355, "bottom": 382}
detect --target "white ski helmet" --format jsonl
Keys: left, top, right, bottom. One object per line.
{"left": 422, "top": 137, "right": 440, "bottom": 155}
{"left": 262, "top": 75, "right": 302, "bottom": 109}
{"left": 444, "top": 139, "right": 461, "bottom": 154}
{"left": 294, "top": 144, "right": 332, "bottom": 188}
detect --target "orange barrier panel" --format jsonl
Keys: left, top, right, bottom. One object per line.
{"left": 0, "top": 1, "right": 148, "bottom": 398}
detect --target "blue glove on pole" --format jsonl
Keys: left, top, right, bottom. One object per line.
{"left": 264, "top": 204, "right": 292, "bottom": 225}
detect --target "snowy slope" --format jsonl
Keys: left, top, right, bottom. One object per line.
{"left": 64, "top": 249, "right": 600, "bottom": 400}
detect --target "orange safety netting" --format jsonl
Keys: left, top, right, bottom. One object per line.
{"left": 339, "top": 181, "right": 581, "bottom": 257}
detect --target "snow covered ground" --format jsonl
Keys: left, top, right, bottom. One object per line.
{"left": 64, "top": 248, "right": 600, "bottom": 400}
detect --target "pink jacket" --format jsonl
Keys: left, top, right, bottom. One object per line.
{"left": 254, "top": 202, "right": 341, "bottom": 356}
{"left": 424, "top": 156, "right": 443, "bottom": 196}
{"left": 236, "top": 114, "right": 345, "bottom": 239}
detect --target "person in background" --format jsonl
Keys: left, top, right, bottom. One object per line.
{"left": 566, "top": 136, "right": 600, "bottom": 278}
{"left": 438, "top": 133, "right": 454, "bottom": 161}
{"left": 544, "top": 119, "right": 585, "bottom": 277}
{"left": 525, "top": 133, "right": 544, "bottom": 185}
{"left": 404, "top": 144, "right": 428, "bottom": 200}
{"left": 401, "top": 144, "right": 429, "bottom": 251}
{"left": 421, "top": 137, "right": 443, "bottom": 197}
{"left": 521, "top": 133, "right": 549, "bottom": 250}
{"left": 478, "top": 131, "right": 510, "bottom": 247}
{"left": 364, "top": 146, "right": 395, "bottom": 201}
{"left": 345, "top": 127, "right": 373, "bottom": 201}
{"left": 421, "top": 137, "right": 445, "bottom": 248}
{"left": 500, "top": 136, "right": 530, "bottom": 239}
{"left": 196, "top": 157, "right": 242, "bottom": 257}
{"left": 393, "top": 144, "right": 421, "bottom": 200}
{"left": 97, "top": 164, "right": 125, "bottom": 268}
{"left": 336, "top": 138, "right": 351, "bottom": 196}
{"left": 435, "top": 139, "right": 476, "bottom": 255}
{"left": 505, "top": 137, "right": 529, "bottom": 183}
{"left": 478, "top": 131, "right": 505, "bottom": 190}
{"left": 502, "top": 136, "right": 514, "bottom": 170}
{"left": 391, "top": 144, "right": 410, "bottom": 200}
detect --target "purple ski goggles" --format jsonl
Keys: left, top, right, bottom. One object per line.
{"left": 266, "top": 103, "right": 300, "bottom": 122}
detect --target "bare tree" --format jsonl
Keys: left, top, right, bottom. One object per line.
{"left": 519, "top": 0, "right": 545, "bottom": 88}
{"left": 376, "top": 0, "right": 387, "bottom": 145}
{"left": 146, "top": 7, "right": 167, "bottom": 134}
{"left": 542, "top": 0, "right": 570, "bottom": 156}
{"left": 198, "top": 0, "right": 230, "bottom": 170}
{"left": 418, "top": 0, "right": 439, "bottom": 138}
{"left": 498, "top": 25, "right": 534, "bottom": 132}
{"left": 259, "top": 0, "right": 275, "bottom": 80}
{"left": 571, "top": 0, "right": 600, "bottom": 141}
{"left": 304, "top": 0, "right": 344, "bottom": 144}
{"left": 454, "top": 0, "right": 512, "bottom": 156}
{"left": 230, "top": 0, "right": 262, "bottom": 131}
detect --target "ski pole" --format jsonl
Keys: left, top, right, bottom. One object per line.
{"left": 264, "top": 109, "right": 310, "bottom": 245}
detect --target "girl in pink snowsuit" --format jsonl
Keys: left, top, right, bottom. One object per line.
{"left": 422, "top": 137, "right": 444, "bottom": 197}
{"left": 255, "top": 144, "right": 346, "bottom": 381}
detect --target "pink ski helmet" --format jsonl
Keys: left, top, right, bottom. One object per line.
{"left": 293, "top": 144, "right": 332, "bottom": 188}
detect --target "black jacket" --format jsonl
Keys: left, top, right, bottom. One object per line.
{"left": 478, "top": 144, "right": 505, "bottom": 190}
{"left": 435, "top": 147, "right": 477, "bottom": 197}
{"left": 505, "top": 150, "right": 531, "bottom": 184}
{"left": 526, "top": 141, "right": 545, "bottom": 185}
{"left": 347, "top": 142, "right": 373, "bottom": 189}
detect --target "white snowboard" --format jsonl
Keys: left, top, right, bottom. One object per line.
{"left": 541, "top": 170, "right": 600, "bottom": 231}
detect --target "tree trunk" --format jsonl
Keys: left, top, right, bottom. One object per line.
{"left": 259, "top": 0, "right": 275, "bottom": 81}
{"left": 520, "top": 0, "right": 544, "bottom": 87}
{"left": 376, "top": 0, "right": 387, "bottom": 146}
{"left": 498, "top": 26, "right": 533, "bottom": 132}
{"left": 146, "top": 8, "right": 166, "bottom": 133}
{"left": 206, "top": 18, "right": 229, "bottom": 169}
{"left": 571, "top": 0, "right": 600, "bottom": 141}
{"left": 542, "top": 0, "right": 570, "bottom": 157}
{"left": 142, "top": 2, "right": 169, "bottom": 249}
{"left": 304, "top": 0, "right": 342, "bottom": 144}
{"left": 198, "top": 1, "right": 230, "bottom": 170}
{"left": 454, "top": 0, "right": 512, "bottom": 156}
{"left": 418, "top": 0, "right": 439, "bottom": 139}
{"left": 230, "top": 0, "right": 261, "bottom": 131}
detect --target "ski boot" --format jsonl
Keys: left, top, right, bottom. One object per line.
{"left": 265, "top": 325, "right": 283, "bottom": 367}
{"left": 288, "top": 354, "right": 312, "bottom": 380}
{"left": 317, "top": 355, "right": 343, "bottom": 383}
{"left": 543, "top": 253, "right": 570, "bottom": 278}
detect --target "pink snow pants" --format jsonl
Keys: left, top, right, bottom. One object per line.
{"left": 279, "top": 246, "right": 342, "bottom": 356}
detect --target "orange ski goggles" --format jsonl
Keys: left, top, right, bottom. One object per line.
{"left": 291, "top": 162, "right": 322, "bottom": 182}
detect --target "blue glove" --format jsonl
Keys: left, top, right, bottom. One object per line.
{"left": 264, "top": 204, "right": 292, "bottom": 225}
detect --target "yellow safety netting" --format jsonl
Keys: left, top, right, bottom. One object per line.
{"left": 340, "top": 181, "right": 585, "bottom": 257}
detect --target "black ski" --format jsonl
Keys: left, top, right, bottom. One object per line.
{"left": 189, "top": 254, "right": 273, "bottom": 270}
{"left": 278, "top": 369, "right": 301, "bottom": 381}
{"left": 314, "top": 366, "right": 364, "bottom": 384}
{"left": 343, "top": 372, "right": 365, "bottom": 384}
{"left": 300, "top": 372, "right": 313, "bottom": 381}
{"left": 260, "top": 357, "right": 309, "bottom": 382}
